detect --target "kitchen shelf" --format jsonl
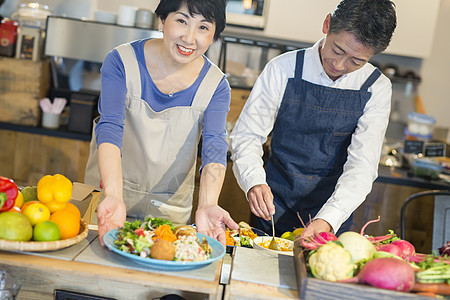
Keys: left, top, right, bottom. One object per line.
{"left": 0, "top": 121, "right": 91, "bottom": 141}
{"left": 390, "top": 75, "right": 421, "bottom": 85}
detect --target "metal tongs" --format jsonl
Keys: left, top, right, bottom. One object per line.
{"left": 269, "top": 215, "right": 281, "bottom": 251}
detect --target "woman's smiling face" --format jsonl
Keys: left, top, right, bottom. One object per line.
{"left": 320, "top": 14, "right": 375, "bottom": 81}
{"left": 161, "top": 3, "right": 216, "bottom": 65}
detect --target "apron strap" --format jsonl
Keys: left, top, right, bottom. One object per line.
{"left": 116, "top": 43, "right": 142, "bottom": 100}
{"left": 192, "top": 61, "right": 225, "bottom": 110}
{"left": 360, "top": 68, "right": 382, "bottom": 91}
{"left": 294, "top": 49, "right": 306, "bottom": 80}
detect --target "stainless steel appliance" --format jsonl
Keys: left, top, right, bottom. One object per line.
{"left": 226, "top": 0, "right": 269, "bottom": 29}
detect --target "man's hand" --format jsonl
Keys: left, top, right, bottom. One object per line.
{"left": 247, "top": 184, "right": 275, "bottom": 221}
{"left": 300, "top": 218, "right": 332, "bottom": 239}
{"left": 195, "top": 205, "right": 239, "bottom": 246}
{"left": 97, "top": 195, "right": 127, "bottom": 246}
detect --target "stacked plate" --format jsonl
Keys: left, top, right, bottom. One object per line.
{"left": 94, "top": 10, "right": 117, "bottom": 24}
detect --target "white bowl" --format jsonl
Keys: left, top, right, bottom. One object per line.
{"left": 253, "top": 236, "right": 294, "bottom": 256}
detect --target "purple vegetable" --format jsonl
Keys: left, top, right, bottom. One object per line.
{"left": 342, "top": 257, "right": 415, "bottom": 292}
{"left": 438, "top": 241, "right": 450, "bottom": 256}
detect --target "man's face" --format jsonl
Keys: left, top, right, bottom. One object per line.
{"left": 320, "top": 15, "right": 375, "bottom": 81}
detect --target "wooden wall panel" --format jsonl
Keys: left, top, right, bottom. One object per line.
{"left": 0, "top": 129, "right": 90, "bottom": 186}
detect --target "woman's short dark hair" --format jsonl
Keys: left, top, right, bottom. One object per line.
{"left": 155, "top": 0, "right": 226, "bottom": 41}
{"left": 329, "top": 0, "right": 397, "bottom": 55}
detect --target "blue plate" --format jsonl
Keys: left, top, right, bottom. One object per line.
{"left": 103, "top": 229, "right": 226, "bottom": 271}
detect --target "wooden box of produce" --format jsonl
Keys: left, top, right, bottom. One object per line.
{"left": 293, "top": 240, "right": 439, "bottom": 300}
{"left": 0, "top": 56, "right": 50, "bottom": 126}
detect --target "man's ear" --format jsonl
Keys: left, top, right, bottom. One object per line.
{"left": 158, "top": 18, "right": 164, "bottom": 32}
{"left": 322, "top": 13, "right": 331, "bottom": 34}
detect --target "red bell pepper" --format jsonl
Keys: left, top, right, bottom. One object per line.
{"left": 0, "top": 176, "right": 18, "bottom": 212}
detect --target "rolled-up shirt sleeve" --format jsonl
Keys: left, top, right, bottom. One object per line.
{"left": 230, "top": 56, "right": 291, "bottom": 195}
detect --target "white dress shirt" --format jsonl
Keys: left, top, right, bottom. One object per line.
{"left": 230, "top": 38, "right": 392, "bottom": 233}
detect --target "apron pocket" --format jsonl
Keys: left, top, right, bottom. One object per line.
{"left": 150, "top": 199, "right": 192, "bottom": 225}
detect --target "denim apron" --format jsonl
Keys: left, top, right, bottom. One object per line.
{"left": 85, "top": 43, "right": 224, "bottom": 225}
{"left": 255, "top": 50, "right": 381, "bottom": 236}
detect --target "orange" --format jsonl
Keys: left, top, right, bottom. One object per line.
{"left": 7, "top": 206, "right": 21, "bottom": 213}
{"left": 23, "top": 203, "right": 50, "bottom": 226}
{"left": 45, "top": 201, "right": 67, "bottom": 213}
{"left": 50, "top": 210, "right": 80, "bottom": 239}
{"left": 21, "top": 200, "right": 40, "bottom": 212}
{"left": 14, "top": 191, "right": 24, "bottom": 208}
{"left": 33, "top": 220, "right": 61, "bottom": 241}
{"left": 61, "top": 202, "right": 81, "bottom": 220}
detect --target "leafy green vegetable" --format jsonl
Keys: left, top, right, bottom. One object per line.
{"left": 376, "top": 230, "right": 400, "bottom": 245}
{"left": 413, "top": 255, "right": 450, "bottom": 284}
{"left": 416, "top": 265, "right": 450, "bottom": 284}
{"left": 123, "top": 220, "right": 143, "bottom": 231}
{"left": 134, "top": 235, "right": 153, "bottom": 254}
{"left": 145, "top": 217, "right": 174, "bottom": 230}
{"left": 240, "top": 236, "right": 253, "bottom": 248}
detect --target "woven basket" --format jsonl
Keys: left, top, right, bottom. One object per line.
{"left": 0, "top": 219, "right": 88, "bottom": 252}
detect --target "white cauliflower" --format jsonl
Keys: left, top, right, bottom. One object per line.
{"left": 308, "top": 242, "right": 355, "bottom": 281}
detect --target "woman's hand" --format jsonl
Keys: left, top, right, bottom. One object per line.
{"left": 247, "top": 184, "right": 275, "bottom": 221}
{"left": 300, "top": 218, "right": 332, "bottom": 239}
{"left": 97, "top": 195, "right": 127, "bottom": 246}
{"left": 195, "top": 205, "right": 239, "bottom": 246}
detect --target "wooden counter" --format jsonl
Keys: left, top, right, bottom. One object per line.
{"left": 0, "top": 234, "right": 224, "bottom": 300}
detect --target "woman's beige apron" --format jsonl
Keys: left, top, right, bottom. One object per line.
{"left": 84, "top": 43, "right": 224, "bottom": 224}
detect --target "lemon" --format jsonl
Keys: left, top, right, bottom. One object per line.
{"left": 281, "top": 231, "right": 295, "bottom": 241}
{"left": 293, "top": 227, "right": 305, "bottom": 236}
{"left": 23, "top": 203, "right": 50, "bottom": 226}
{"left": 33, "top": 220, "right": 61, "bottom": 241}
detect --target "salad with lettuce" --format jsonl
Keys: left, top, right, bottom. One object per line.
{"left": 113, "top": 217, "right": 211, "bottom": 262}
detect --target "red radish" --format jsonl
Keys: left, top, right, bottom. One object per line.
{"left": 301, "top": 232, "right": 337, "bottom": 250}
{"left": 360, "top": 215, "right": 381, "bottom": 235}
{"left": 341, "top": 257, "right": 415, "bottom": 292}
{"left": 360, "top": 216, "right": 397, "bottom": 244}
{"left": 391, "top": 240, "right": 415, "bottom": 258}
{"left": 375, "top": 243, "right": 403, "bottom": 257}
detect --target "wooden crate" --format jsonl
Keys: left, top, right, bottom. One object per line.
{"left": 293, "top": 241, "right": 435, "bottom": 300}
{"left": 0, "top": 57, "right": 50, "bottom": 126}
